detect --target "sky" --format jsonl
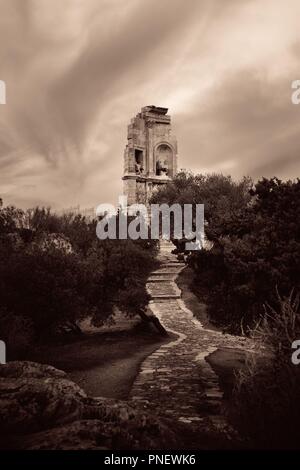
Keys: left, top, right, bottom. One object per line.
{"left": 0, "top": 0, "right": 300, "bottom": 210}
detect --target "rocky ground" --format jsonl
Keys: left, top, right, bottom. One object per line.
{"left": 0, "top": 361, "right": 179, "bottom": 450}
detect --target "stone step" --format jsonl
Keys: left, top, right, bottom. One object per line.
{"left": 152, "top": 267, "right": 183, "bottom": 274}
{"left": 147, "top": 284, "right": 179, "bottom": 294}
{"left": 164, "top": 262, "right": 185, "bottom": 267}
{"left": 148, "top": 276, "right": 176, "bottom": 282}
{"left": 159, "top": 240, "right": 175, "bottom": 253}
{"left": 147, "top": 282, "right": 181, "bottom": 299}
{"left": 149, "top": 293, "right": 181, "bottom": 300}
{"left": 159, "top": 239, "right": 174, "bottom": 245}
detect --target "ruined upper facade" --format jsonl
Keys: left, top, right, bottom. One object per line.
{"left": 122, "top": 106, "right": 178, "bottom": 206}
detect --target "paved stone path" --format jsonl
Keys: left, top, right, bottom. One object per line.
{"left": 130, "top": 241, "right": 254, "bottom": 447}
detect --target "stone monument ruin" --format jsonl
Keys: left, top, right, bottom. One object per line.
{"left": 122, "top": 106, "right": 178, "bottom": 207}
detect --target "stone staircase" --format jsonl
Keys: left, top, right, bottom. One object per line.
{"left": 146, "top": 281, "right": 181, "bottom": 300}
{"left": 147, "top": 240, "right": 183, "bottom": 299}
{"left": 129, "top": 239, "right": 254, "bottom": 448}
{"left": 147, "top": 240, "right": 185, "bottom": 301}
{"left": 159, "top": 238, "right": 175, "bottom": 253}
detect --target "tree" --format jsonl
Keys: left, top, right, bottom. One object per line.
{"left": 150, "top": 171, "right": 252, "bottom": 242}
{"left": 0, "top": 202, "right": 159, "bottom": 356}
{"left": 151, "top": 172, "right": 300, "bottom": 332}
{"left": 192, "top": 177, "right": 300, "bottom": 331}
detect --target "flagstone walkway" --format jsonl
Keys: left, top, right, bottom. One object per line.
{"left": 129, "top": 241, "right": 254, "bottom": 447}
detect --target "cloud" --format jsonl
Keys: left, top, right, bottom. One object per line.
{"left": 176, "top": 68, "right": 300, "bottom": 180}
{"left": 0, "top": 0, "right": 300, "bottom": 209}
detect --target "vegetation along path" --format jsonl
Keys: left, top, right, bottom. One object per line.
{"left": 130, "top": 241, "right": 254, "bottom": 448}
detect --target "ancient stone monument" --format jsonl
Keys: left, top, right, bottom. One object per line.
{"left": 122, "top": 106, "right": 178, "bottom": 207}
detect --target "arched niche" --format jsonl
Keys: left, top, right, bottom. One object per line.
{"left": 155, "top": 143, "right": 174, "bottom": 177}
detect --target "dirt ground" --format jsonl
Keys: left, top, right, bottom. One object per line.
{"left": 176, "top": 267, "right": 218, "bottom": 330}
{"left": 27, "top": 322, "right": 170, "bottom": 399}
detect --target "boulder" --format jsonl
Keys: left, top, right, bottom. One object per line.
{"left": 0, "top": 361, "right": 178, "bottom": 450}
{"left": 0, "top": 361, "right": 66, "bottom": 379}
{"left": 0, "top": 361, "right": 86, "bottom": 434}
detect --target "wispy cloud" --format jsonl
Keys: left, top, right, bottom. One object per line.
{"left": 0, "top": 0, "right": 299, "bottom": 209}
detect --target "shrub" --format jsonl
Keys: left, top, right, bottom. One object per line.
{"left": 188, "top": 177, "right": 300, "bottom": 332}
{"left": 0, "top": 243, "right": 88, "bottom": 336}
{"left": 0, "top": 308, "right": 34, "bottom": 359}
{"left": 0, "top": 203, "right": 158, "bottom": 356}
{"left": 230, "top": 290, "right": 300, "bottom": 448}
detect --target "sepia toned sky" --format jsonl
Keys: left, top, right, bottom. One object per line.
{"left": 0, "top": 0, "right": 300, "bottom": 209}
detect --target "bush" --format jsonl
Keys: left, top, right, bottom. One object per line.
{"left": 0, "top": 309, "right": 34, "bottom": 359}
{"left": 0, "top": 203, "right": 158, "bottom": 356}
{"left": 0, "top": 242, "right": 88, "bottom": 335}
{"left": 230, "top": 291, "right": 300, "bottom": 448}
{"left": 188, "top": 177, "right": 300, "bottom": 332}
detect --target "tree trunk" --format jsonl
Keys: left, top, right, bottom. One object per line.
{"left": 138, "top": 309, "right": 168, "bottom": 336}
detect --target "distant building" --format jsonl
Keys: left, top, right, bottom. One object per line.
{"left": 122, "top": 106, "right": 178, "bottom": 207}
